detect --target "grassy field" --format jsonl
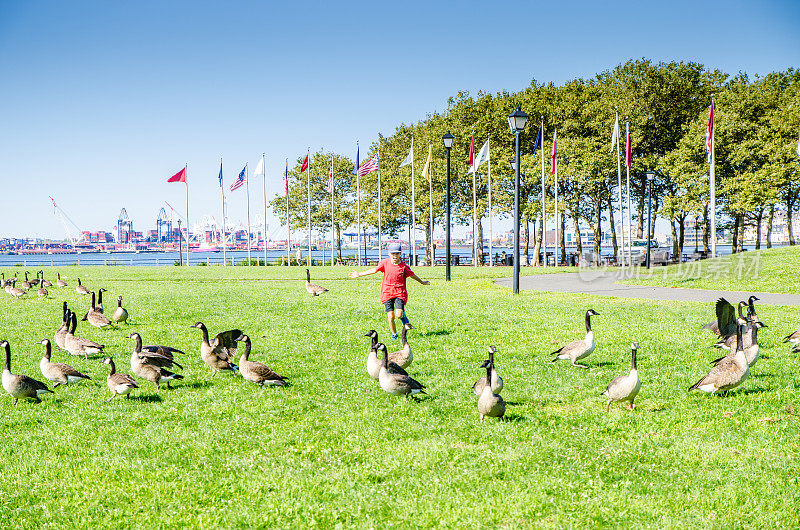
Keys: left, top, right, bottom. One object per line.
{"left": 621, "top": 245, "right": 800, "bottom": 294}
{"left": 0, "top": 263, "right": 799, "bottom": 528}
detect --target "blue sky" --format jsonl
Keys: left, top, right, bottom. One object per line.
{"left": 1, "top": 0, "right": 798, "bottom": 239}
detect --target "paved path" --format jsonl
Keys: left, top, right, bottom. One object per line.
{"left": 496, "top": 270, "right": 800, "bottom": 306}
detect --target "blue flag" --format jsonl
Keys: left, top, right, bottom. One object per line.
{"left": 532, "top": 124, "right": 543, "bottom": 155}
{"left": 352, "top": 143, "right": 359, "bottom": 175}
{"left": 218, "top": 161, "right": 223, "bottom": 187}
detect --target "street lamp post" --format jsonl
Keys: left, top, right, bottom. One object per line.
{"left": 507, "top": 107, "right": 529, "bottom": 294}
{"left": 694, "top": 214, "right": 699, "bottom": 253}
{"left": 177, "top": 219, "right": 183, "bottom": 266}
{"left": 442, "top": 131, "right": 455, "bottom": 281}
{"left": 645, "top": 170, "right": 655, "bottom": 269}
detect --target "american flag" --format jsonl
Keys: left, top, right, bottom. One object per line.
{"left": 284, "top": 159, "right": 289, "bottom": 196}
{"left": 550, "top": 130, "right": 557, "bottom": 175}
{"left": 625, "top": 124, "right": 631, "bottom": 169}
{"left": 327, "top": 157, "right": 334, "bottom": 193}
{"left": 357, "top": 153, "right": 379, "bottom": 177}
{"left": 230, "top": 165, "right": 246, "bottom": 192}
{"left": 706, "top": 101, "right": 714, "bottom": 163}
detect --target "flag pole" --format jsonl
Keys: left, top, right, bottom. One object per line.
{"left": 488, "top": 134, "right": 493, "bottom": 267}
{"left": 356, "top": 142, "right": 361, "bottom": 267}
{"left": 378, "top": 143, "right": 382, "bottom": 262}
{"left": 307, "top": 147, "right": 311, "bottom": 267}
{"left": 262, "top": 153, "right": 267, "bottom": 267}
{"left": 472, "top": 132, "right": 477, "bottom": 268}
{"left": 625, "top": 118, "right": 632, "bottom": 267}
{"left": 615, "top": 109, "right": 624, "bottom": 267}
{"left": 411, "top": 135, "right": 416, "bottom": 266}
{"left": 429, "top": 145, "right": 434, "bottom": 266}
{"left": 554, "top": 131, "right": 559, "bottom": 266}
{"left": 286, "top": 159, "right": 290, "bottom": 266}
{"left": 541, "top": 118, "right": 546, "bottom": 268}
{"left": 185, "top": 163, "right": 189, "bottom": 266}
{"left": 220, "top": 157, "right": 227, "bottom": 266}
{"left": 245, "top": 162, "right": 252, "bottom": 266}
{"left": 331, "top": 154, "right": 335, "bottom": 266}
{"left": 710, "top": 94, "right": 716, "bottom": 258}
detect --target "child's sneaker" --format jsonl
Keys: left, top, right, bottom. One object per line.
{"left": 391, "top": 334, "right": 398, "bottom": 340}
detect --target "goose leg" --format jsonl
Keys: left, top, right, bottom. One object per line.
{"left": 606, "top": 400, "right": 611, "bottom": 412}
{"left": 105, "top": 394, "right": 115, "bottom": 402}
{"left": 13, "top": 398, "right": 18, "bottom": 405}
{"left": 571, "top": 360, "right": 589, "bottom": 369}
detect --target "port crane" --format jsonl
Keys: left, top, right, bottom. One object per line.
{"left": 156, "top": 207, "right": 172, "bottom": 242}
{"left": 117, "top": 208, "right": 133, "bottom": 244}
{"left": 48, "top": 196, "right": 82, "bottom": 245}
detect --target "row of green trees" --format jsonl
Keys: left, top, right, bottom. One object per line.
{"left": 270, "top": 59, "right": 800, "bottom": 264}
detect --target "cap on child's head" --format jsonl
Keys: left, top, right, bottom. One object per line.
{"left": 388, "top": 243, "right": 402, "bottom": 254}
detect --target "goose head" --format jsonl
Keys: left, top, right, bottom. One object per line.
{"left": 364, "top": 330, "right": 378, "bottom": 339}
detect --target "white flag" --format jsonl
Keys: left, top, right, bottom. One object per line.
{"left": 253, "top": 157, "right": 265, "bottom": 177}
{"left": 470, "top": 140, "right": 489, "bottom": 173}
{"left": 399, "top": 140, "right": 413, "bottom": 168}
{"left": 610, "top": 114, "right": 620, "bottom": 152}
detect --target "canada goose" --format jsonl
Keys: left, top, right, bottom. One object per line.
{"left": 40, "top": 271, "right": 52, "bottom": 288}
{"left": 473, "top": 346, "right": 503, "bottom": 395}
{"left": 234, "top": 334, "right": 289, "bottom": 387}
{"left": 601, "top": 342, "right": 641, "bottom": 411}
{"left": 76, "top": 278, "right": 90, "bottom": 295}
{"left": 127, "top": 332, "right": 183, "bottom": 390}
{"left": 20, "top": 271, "right": 32, "bottom": 290}
{"left": 64, "top": 312, "right": 105, "bottom": 359}
{"left": 784, "top": 329, "right": 800, "bottom": 347}
{"left": 365, "top": 330, "right": 407, "bottom": 379}
{"left": 477, "top": 359, "right": 505, "bottom": 423}
{"left": 701, "top": 298, "right": 740, "bottom": 338}
{"left": 100, "top": 357, "right": 138, "bottom": 401}
{"left": 96, "top": 288, "right": 107, "bottom": 313}
{"left": 38, "top": 339, "right": 90, "bottom": 388}
{"left": 37, "top": 277, "right": 49, "bottom": 297}
{"left": 388, "top": 323, "right": 413, "bottom": 369}
{"left": 711, "top": 321, "right": 766, "bottom": 367}
{"left": 29, "top": 272, "right": 40, "bottom": 287}
{"left": 746, "top": 295, "right": 759, "bottom": 323}
{"left": 551, "top": 309, "right": 599, "bottom": 368}
{"left": 112, "top": 295, "right": 129, "bottom": 323}
{"left": 56, "top": 273, "right": 67, "bottom": 287}
{"left": 689, "top": 319, "right": 749, "bottom": 395}
{"left": 305, "top": 269, "right": 328, "bottom": 296}
{"left": 82, "top": 292, "right": 111, "bottom": 329}
{"left": 377, "top": 343, "right": 426, "bottom": 397}
{"left": 713, "top": 317, "right": 765, "bottom": 351}
{"left": 191, "top": 322, "right": 240, "bottom": 375}
{"left": 7, "top": 280, "right": 25, "bottom": 299}
{"left": 54, "top": 303, "right": 70, "bottom": 351}
{"left": 2, "top": 340, "right": 53, "bottom": 404}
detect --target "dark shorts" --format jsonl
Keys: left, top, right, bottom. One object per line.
{"left": 384, "top": 298, "right": 405, "bottom": 312}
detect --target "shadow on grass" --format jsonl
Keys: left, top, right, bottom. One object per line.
{"left": 128, "top": 394, "right": 164, "bottom": 403}
{"left": 502, "top": 413, "right": 527, "bottom": 423}
{"left": 180, "top": 381, "right": 214, "bottom": 390}
{"left": 589, "top": 362, "right": 615, "bottom": 369}
{"left": 421, "top": 330, "right": 451, "bottom": 337}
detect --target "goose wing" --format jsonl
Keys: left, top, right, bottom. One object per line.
{"left": 690, "top": 356, "right": 740, "bottom": 391}
{"left": 88, "top": 312, "right": 112, "bottom": 327}
{"left": 715, "top": 298, "right": 736, "bottom": 338}
{"left": 75, "top": 336, "right": 104, "bottom": 350}
{"left": 211, "top": 329, "right": 241, "bottom": 360}
{"left": 50, "top": 362, "right": 91, "bottom": 379}
{"left": 783, "top": 330, "right": 800, "bottom": 343}
{"left": 551, "top": 339, "right": 585, "bottom": 359}
{"left": 110, "top": 372, "right": 139, "bottom": 388}
{"left": 144, "top": 345, "right": 185, "bottom": 357}
{"left": 137, "top": 351, "right": 183, "bottom": 370}
{"left": 246, "top": 360, "right": 288, "bottom": 382}
{"left": 392, "top": 373, "right": 425, "bottom": 391}
{"left": 19, "top": 374, "right": 53, "bottom": 393}
{"left": 602, "top": 374, "right": 627, "bottom": 396}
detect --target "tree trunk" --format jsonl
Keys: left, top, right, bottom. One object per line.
{"left": 755, "top": 208, "right": 764, "bottom": 250}
{"left": 607, "top": 195, "right": 618, "bottom": 262}
{"left": 702, "top": 205, "right": 710, "bottom": 253}
{"left": 787, "top": 189, "right": 796, "bottom": 246}
{"left": 476, "top": 215, "right": 484, "bottom": 266}
{"left": 649, "top": 197, "right": 658, "bottom": 241}
{"left": 532, "top": 213, "right": 542, "bottom": 266}
{"left": 731, "top": 216, "right": 740, "bottom": 254}
{"left": 523, "top": 218, "right": 530, "bottom": 266}
{"left": 593, "top": 200, "right": 602, "bottom": 262}
{"left": 737, "top": 215, "right": 745, "bottom": 253}
{"left": 670, "top": 218, "right": 678, "bottom": 263}
{"left": 425, "top": 219, "right": 432, "bottom": 265}
{"left": 766, "top": 204, "right": 774, "bottom": 249}
{"left": 637, "top": 176, "right": 645, "bottom": 238}
{"left": 572, "top": 212, "right": 583, "bottom": 254}
{"left": 678, "top": 213, "right": 686, "bottom": 259}
{"left": 335, "top": 222, "right": 342, "bottom": 263}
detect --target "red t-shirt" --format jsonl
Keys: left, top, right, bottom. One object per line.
{"left": 376, "top": 258, "right": 414, "bottom": 303}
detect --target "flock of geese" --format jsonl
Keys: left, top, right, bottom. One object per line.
{"left": 2, "top": 270, "right": 798, "bottom": 421}
{"left": 1, "top": 272, "right": 288, "bottom": 404}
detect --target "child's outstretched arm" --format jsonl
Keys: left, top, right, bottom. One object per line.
{"left": 409, "top": 272, "right": 430, "bottom": 285}
{"left": 349, "top": 267, "right": 379, "bottom": 279}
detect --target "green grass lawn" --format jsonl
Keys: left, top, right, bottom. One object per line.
{"left": 621, "top": 245, "right": 800, "bottom": 294}
{"left": 1, "top": 264, "right": 799, "bottom": 527}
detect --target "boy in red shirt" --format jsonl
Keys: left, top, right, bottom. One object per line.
{"left": 349, "top": 243, "right": 429, "bottom": 339}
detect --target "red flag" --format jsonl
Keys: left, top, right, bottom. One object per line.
{"left": 327, "top": 158, "right": 334, "bottom": 193}
{"left": 550, "top": 131, "right": 557, "bottom": 175}
{"left": 625, "top": 126, "right": 631, "bottom": 169}
{"left": 468, "top": 131, "right": 475, "bottom": 167}
{"left": 705, "top": 100, "right": 714, "bottom": 163}
{"left": 167, "top": 167, "right": 186, "bottom": 183}
{"left": 300, "top": 155, "right": 309, "bottom": 173}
